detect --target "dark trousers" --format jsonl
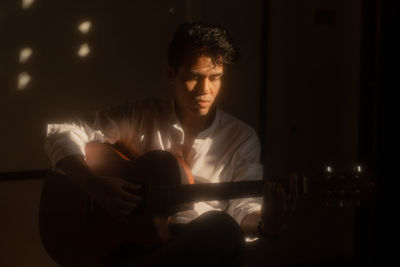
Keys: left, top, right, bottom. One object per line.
{"left": 110, "top": 210, "right": 246, "bottom": 267}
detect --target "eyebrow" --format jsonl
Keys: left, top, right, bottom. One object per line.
{"left": 210, "top": 72, "right": 224, "bottom": 77}
{"left": 188, "top": 71, "right": 224, "bottom": 77}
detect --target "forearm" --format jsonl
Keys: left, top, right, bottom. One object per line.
{"left": 56, "top": 155, "right": 97, "bottom": 194}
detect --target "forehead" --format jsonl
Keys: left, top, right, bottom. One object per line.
{"left": 180, "top": 56, "right": 224, "bottom": 74}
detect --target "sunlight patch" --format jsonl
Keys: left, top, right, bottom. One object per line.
{"left": 19, "top": 47, "right": 33, "bottom": 63}
{"left": 17, "top": 72, "right": 31, "bottom": 90}
{"left": 77, "top": 43, "right": 90, "bottom": 58}
{"left": 22, "top": 0, "right": 35, "bottom": 10}
{"left": 78, "top": 20, "right": 92, "bottom": 34}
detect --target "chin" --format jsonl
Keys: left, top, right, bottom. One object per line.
{"left": 190, "top": 108, "right": 210, "bottom": 116}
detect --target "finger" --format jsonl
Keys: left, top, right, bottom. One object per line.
{"left": 119, "top": 188, "right": 143, "bottom": 203}
{"left": 277, "top": 185, "right": 287, "bottom": 212}
{"left": 123, "top": 183, "right": 141, "bottom": 193}
{"left": 114, "top": 214, "right": 129, "bottom": 224}
{"left": 263, "top": 182, "right": 269, "bottom": 195}
{"left": 289, "top": 173, "right": 299, "bottom": 199}
{"left": 289, "top": 173, "right": 299, "bottom": 211}
{"left": 97, "top": 198, "right": 132, "bottom": 219}
{"left": 115, "top": 198, "right": 140, "bottom": 211}
{"left": 118, "top": 206, "right": 138, "bottom": 216}
{"left": 121, "top": 183, "right": 142, "bottom": 200}
{"left": 264, "top": 182, "right": 280, "bottom": 202}
{"left": 268, "top": 182, "right": 277, "bottom": 197}
{"left": 113, "top": 202, "right": 139, "bottom": 216}
{"left": 105, "top": 204, "right": 121, "bottom": 218}
{"left": 262, "top": 183, "right": 268, "bottom": 210}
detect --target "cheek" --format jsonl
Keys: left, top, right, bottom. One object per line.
{"left": 211, "top": 81, "right": 222, "bottom": 97}
{"left": 175, "top": 82, "right": 193, "bottom": 102}
{"left": 184, "top": 80, "right": 197, "bottom": 92}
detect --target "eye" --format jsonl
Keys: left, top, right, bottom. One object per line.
{"left": 209, "top": 75, "right": 222, "bottom": 81}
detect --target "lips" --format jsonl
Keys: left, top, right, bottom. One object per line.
{"left": 191, "top": 95, "right": 212, "bottom": 109}
{"left": 194, "top": 95, "right": 213, "bottom": 102}
{"left": 194, "top": 100, "right": 210, "bottom": 108}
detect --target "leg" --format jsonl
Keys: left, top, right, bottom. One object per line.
{"left": 119, "top": 210, "right": 246, "bottom": 267}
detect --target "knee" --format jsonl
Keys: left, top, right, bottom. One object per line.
{"left": 200, "top": 210, "right": 238, "bottom": 227}
{"left": 195, "top": 211, "right": 246, "bottom": 265}
{"left": 197, "top": 211, "right": 244, "bottom": 244}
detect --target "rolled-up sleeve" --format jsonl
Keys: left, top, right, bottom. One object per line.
{"left": 45, "top": 121, "right": 103, "bottom": 166}
{"left": 44, "top": 105, "right": 127, "bottom": 167}
{"left": 225, "top": 131, "right": 263, "bottom": 225}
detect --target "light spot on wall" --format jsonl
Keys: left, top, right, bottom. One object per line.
{"left": 78, "top": 20, "right": 92, "bottom": 34}
{"left": 77, "top": 43, "right": 90, "bottom": 58}
{"left": 17, "top": 72, "right": 31, "bottom": 90}
{"left": 325, "top": 165, "right": 334, "bottom": 174}
{"left": 19, "top": 47, "right": 33, "bottom": 64}
{"left": 169, "top": 7, "right": 175, "bottom": 14}
{"left": 21, "top": 0, "right": 35, "bottom": 10}
{"left": 353, "top": 164, "right": 364, "bottom": 176}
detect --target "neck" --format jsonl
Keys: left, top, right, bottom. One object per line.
{"left": 176, "top": 107, "right": 216, "bottom": 136}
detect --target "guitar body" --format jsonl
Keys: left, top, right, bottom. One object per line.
{"left": 39, "top": 143, "right": 187, "bottom": 267}
{"left": 39, "top": 143, "right": 373, "bottom": 267}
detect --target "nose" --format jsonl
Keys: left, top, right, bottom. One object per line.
{"left": 196, "top": 77, "right": 210, "bottom": 95}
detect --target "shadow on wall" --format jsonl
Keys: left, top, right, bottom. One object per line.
{"left": 0, "top": 179, "right": 59, "bottom": 267}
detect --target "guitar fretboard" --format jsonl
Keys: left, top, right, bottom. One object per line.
{"left": 147, "top": 180, "right": 265, "bottom": 206}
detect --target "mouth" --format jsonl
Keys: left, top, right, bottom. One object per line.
{"left": 194, "top": 101, "right": 211, "bottom": 108}
{"left": 194, "top": 95, "right": 212, "bottom": 102}
{"left": 192, "top": 96, "right": 212, "bottom": 109}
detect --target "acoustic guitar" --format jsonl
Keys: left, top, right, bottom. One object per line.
{"left": 39, "top": 142, "right": 374, "bottom": 267}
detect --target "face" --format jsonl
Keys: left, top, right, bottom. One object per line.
{"left": 170, "top": 56, "right": 224, "bottom": 117}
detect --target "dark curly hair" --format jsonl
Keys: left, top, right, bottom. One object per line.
{"left": 168, "top": 22, "right": 238, "bottom": 70}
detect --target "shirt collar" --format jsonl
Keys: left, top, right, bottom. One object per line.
{"left": 171, "top": 98, "right": 183, "bottom": 133}
{"left": 197, "top": 108, "right": 220, "bottom": 139}
{"left": 170, "top": 98, "right": 220, "bottom": 140}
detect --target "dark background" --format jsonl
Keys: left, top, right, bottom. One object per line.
{"left": 0, "top": 0, "right": 397, "bottom": 266}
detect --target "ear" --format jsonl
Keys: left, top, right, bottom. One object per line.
{"left": 167, "top": 66, "right": 177, "bottom": 83}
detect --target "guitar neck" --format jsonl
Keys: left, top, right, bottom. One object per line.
{"left": 148, "top": 180, "right": 264, "bottom": 205}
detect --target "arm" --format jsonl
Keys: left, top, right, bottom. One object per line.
{"left": 45, "top": 106, "right": 123, "bottom": 168}
{"left": 55, "top": 154, "right": 95, "bottom": 193}
{"left": 242, "top": 176, "right": 299, "bottom": 239}
{"left": 224, "top": 129, "right": 263, "bottom": 234}
{"left": 56, "top": 154, "right": 141, "bottom": 219}
{"left": 228, "top": 129, "right": 295, "bottom": 238}
{"left": 45, "top": 104, "right": 141, "bottom": 219}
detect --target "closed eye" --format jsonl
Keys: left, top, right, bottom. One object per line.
{"left": 209, "top": 74, "right": 223, "bottom": 81}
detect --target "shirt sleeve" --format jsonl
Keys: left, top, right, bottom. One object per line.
{"left": 44, "top": 104, "right": 132, "bottom": 167}
{"left": 225, "top": 129, "right": 263, "bottom": 225}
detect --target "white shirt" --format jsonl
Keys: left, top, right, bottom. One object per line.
{"left": 45, "top": 98, "right": 262, "bottom": 225}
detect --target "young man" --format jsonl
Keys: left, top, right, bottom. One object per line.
{"left": 45, "top": 22, "right": 290, "bottom": 266}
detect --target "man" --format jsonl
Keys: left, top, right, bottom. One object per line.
{"left": 45, "top": 22, "right": 292, "bottom": 266}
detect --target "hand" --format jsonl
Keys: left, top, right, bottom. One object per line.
{"left": 260, "top": 173, "right": 298, "bottom": 238}
{"left": 88, "top": 175, "right": 142, "bottom": 222}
